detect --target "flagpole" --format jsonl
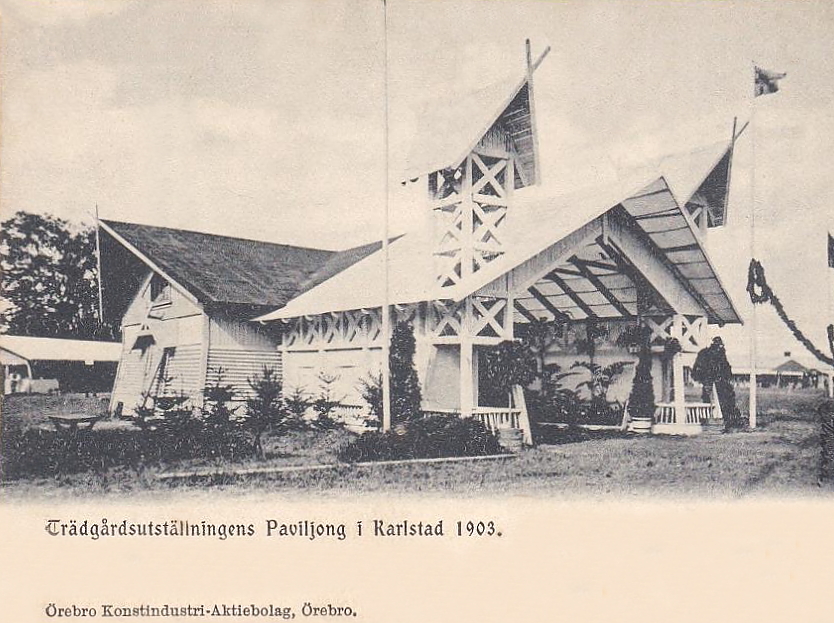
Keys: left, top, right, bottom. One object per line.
{"left": 749, "top": 62, "right": 758, "bottom": 429}
{"left": 381, "top": 0, "right": 392, "bottom": 432}
{"left": 94, "top": 203, "right": 105, "bottom": 328}
{"left": 828, "top": 232, "right": 834, "bottom": 397}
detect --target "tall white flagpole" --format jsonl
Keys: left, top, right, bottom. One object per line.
{"left": 749, "top": 63, "right": 758, "bottom": 429}
{"left": 94, "top": 203, "right": 105, "bottom": 327}
{"left": 381, "top": 0, "right": 392, "bottom": 432}
{"left": 824, "top": 228, "right": 834, "bottom": 398}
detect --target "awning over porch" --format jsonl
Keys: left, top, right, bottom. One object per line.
{"left": 255, "top": 141, "right": 741, "bottom": 326}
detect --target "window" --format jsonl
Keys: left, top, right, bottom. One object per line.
{"left": 150, "top": 275, "right": 171, "bottom": 304}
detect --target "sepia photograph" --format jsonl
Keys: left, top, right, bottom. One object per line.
{"left": 1, "top": 1, "right": 833, "bottom": 621}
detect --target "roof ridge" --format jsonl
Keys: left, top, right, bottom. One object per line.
{"left": 101, "top": 219, "right": 337, "bottom": 254}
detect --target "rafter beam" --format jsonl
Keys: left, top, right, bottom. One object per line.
{"left": 608, "top": 207, "right": 719, "bottom": 319}
{"left": 659, "top": 242, "right": 702, "bottom": 254}
{"left": 513, "top": 300, "right": 539, "bottom": 323}
{"left": 528, "top": 286, "right": 569, "bottom": 321}
{"left": 549, "top": 267, "right": 585, "bottom": 278}
{"left": 595, "top": 235, "right": 670, "bottom": 316}
{"left": 545, "top": 271, "right": 597, "bottom": 318}
{"left": 567, "top": 258, "right": 619, "bottom": 273}
{"left": 568, "top": 256, "right": 633, "bottom": 318}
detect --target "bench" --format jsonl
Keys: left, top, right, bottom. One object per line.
{"left": 47, "top": 414, "right": 104, "bottom": 435}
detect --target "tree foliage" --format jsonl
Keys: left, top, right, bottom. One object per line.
{"left": 0, "top": 211, "right": 118, "bottom": 340}
{"left": 481, "top": 340, "right": 537, "bottom": 405}
{"left": 389, "top": 321, "right": 423, "bottom": 424}
{"left": 245, "top": 367, "right": 286, "bottom": 458}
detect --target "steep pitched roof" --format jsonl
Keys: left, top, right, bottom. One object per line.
{"left": 100, "top": 220, "right": 336, "bottom": 309}
{"left": 256, "top": 139, "right": 742, "bottom": 325}
{"left": 293, "top": 238, "right": 395, "bottom": 297}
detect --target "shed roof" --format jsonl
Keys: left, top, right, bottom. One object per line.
{"left": 0, "top": 335, "right": 122, "bottom": 363}
{"left": 256, "top": 139, "right": 741, "bottom": 325}
{"left": 100, "top": 220, "right": 337, "bottom": 309}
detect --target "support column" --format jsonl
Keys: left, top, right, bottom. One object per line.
{"left": 460, "top": 339, "right": 474, "bottom": 417}
{"left": 459, "top": 298, "right": 474, "bottom": 417}
{"left": 673, "top": 353, "right": 686, "bottom": 426}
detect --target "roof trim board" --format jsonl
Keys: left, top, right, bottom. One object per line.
{"left": 257, "top": 165, "right": 742, "bottom": 325}
{"left": 99, "top": 220, "right": 202, "bottom": 307}
{"left": 403, "top": 45, "right": 550, "bottom": 184}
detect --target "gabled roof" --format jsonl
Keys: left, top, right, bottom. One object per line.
{"left": 100, "top": 220, "right": 336, "bottom": 309}
{"left": 775, "top": 359, "right": 808, "bottom": 374}
{"left": 403, "top": 73, "right": 540, "bottom": 187}
{"left": 294, "top": 238, "right": 395, "bottom": 297}
{"left": 0, "top": 335, "right": 121, "bottom": 363}
{"left": 256, "top": 139, "right": 742, "bottom": 325}
{"left": 654, "top": 140, "right": 733, "bottom": 227}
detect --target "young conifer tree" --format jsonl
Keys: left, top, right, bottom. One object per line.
{"left": 389, "top": 321, "right": 423, "bottom": 424}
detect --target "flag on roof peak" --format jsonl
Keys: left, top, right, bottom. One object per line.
{"left": 754, "top": 66, "right": 786, "bottom": 97}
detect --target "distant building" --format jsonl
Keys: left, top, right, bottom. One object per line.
{"left": 730, "top": 357, "right": 833, "bottom": 390}
{"left": 0, "top": 335, "right": 121, "bottom": 395}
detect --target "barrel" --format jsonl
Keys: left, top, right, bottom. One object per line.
{"left": 497, "top": 427, "right": 524, "bottom": 453}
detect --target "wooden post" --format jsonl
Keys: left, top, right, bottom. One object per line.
{"left": 749, "top": 62, "right": 759, "bottom": 430}
{"left": 94, "top": 204, "right": 105, "bottom": 325}
{"left": 460, "top": 298, "right": 474, "bottom": 417}
{"left": 525, "top": 39, "right": 541, "bottom": 186}
{"left": 673, "top": 353, "right": 686, "bottom": 426}
{"left": 381, "top": 0, "right": 392, "bottom": 432}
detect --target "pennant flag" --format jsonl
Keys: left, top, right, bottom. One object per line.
{"left": 755, "top": 66, "right": 786, "bottom": 97}
{"left": 828, "top": 232, "right": 834, "bottom": 269}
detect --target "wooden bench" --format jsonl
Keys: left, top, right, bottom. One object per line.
{"left": 47, "top": 414, "right": 104, "bottom": 435}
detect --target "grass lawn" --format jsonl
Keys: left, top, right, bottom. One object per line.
{"left": 1, "top": 388, "right": 832, "bottom": 499}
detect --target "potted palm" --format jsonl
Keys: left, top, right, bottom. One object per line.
{"left": 626, "top": 330, "right": 656, "bottom": 434}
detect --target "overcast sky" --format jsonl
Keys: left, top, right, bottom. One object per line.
{"left": 1, "top": 0, "right": 832, "bottom": 365}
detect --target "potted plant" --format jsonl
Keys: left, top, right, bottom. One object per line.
{"left": 626, "top": 334, "right": 656, "bottom": 434}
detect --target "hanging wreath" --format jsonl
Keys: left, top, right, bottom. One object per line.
{"left": 746, "top": 259, "right": 834, "bottom": 367}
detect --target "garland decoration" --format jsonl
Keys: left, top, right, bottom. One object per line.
{"left": 746, "top": 259, "right": 834, "bottom": 367}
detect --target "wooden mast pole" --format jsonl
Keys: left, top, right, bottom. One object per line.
{"left": 381, "top": 0, "right": 392, "bottom": 432}
{"left": 526, "top": 39, "right": 540, "bottom": 186}
{"left": 94, "top": 203, "right": 105, "bottom": 327}
{"left": 749, "top": 62, "right": 758, "bottom": 429}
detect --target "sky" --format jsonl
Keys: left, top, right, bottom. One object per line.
{"left": 1, "top": 0, "right": 832, "bottom": 366}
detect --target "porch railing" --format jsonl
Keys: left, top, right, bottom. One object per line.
{"left": 422, "top": 407, "right": 521, "bottom": 433}
{"left": 653, "top": 402, "right": 714, "bottom": 425}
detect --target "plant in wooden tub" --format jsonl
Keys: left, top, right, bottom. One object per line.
{"left": 626, "top": 336, "right": 655, "bottom": 434}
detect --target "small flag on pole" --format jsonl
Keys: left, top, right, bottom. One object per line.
{"left": 754, "top": 66, "right": 786, "bottom": 97}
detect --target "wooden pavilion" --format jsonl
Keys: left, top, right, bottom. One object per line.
{"left": 255, "top": 43, "right": 743, "bottom": 442}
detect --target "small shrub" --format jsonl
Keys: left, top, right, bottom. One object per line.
{"left": 200, "top": 372, "right": 248, "bottom": 459}
{"left": 312, "top": 372, "right": 344, "bottom": 430}
{"left": 337, "top": 415, "right": 503, "bottom": 463}
{"left": 244, "top": 367, "right": 286, "bottom": 458}
{"left": 358, "top": 373, "right": 383, "bottom": 430}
